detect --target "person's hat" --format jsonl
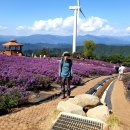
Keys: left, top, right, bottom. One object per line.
{"left": 62, "top": 51, "right": 70, "bottom": 57}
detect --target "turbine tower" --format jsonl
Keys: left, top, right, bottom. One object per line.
{"left": 69, "top": 0, "right": 86, "bottom": 53}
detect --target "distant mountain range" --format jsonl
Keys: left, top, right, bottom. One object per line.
{"left": 1, "top": 34, "right": 130, "bottom": 51}
{"left": 0, "top": 34, "right": 130, "bottom": 45}
{"left": 1, "top": 34, "right": 130, "bottom": 56}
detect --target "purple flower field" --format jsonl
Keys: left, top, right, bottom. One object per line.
{"left": 0, "top": 54, "right": 117, "bottom": 106}
{"left": 0, "top": 55, "right": 116, "bottom": 87}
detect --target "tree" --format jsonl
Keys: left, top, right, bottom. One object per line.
{"left": 108, "top": 54, "right": 125, "bottom": 63}
{"left": 72, "top": 52, "right": 82, "bottom": 59}
{"left": 83, "top": 40, "right": 96, "bottom": 59}
{"left": 35, "top": 48, "right": 49, "bottom": 57}
{"left": 40, "top": 48, "right": 49, "bottom": 56}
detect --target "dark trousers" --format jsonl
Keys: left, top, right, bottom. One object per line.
{"left": 61, "top": 77, "right": 71, "bottom": 96}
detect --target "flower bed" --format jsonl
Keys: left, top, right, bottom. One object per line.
{"left": 122, "top": 74, "right": 130, "bottom": 90}
{"left": 0, "top": 55, "right": 117, "bottom": 110}
{"left": 122, "top": 74, "right": 130, "bottom": 100}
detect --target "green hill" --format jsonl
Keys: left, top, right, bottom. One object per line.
{"left": 47, "top": 44, "right": 130, "bottom": 57}
{"left": 93, "top": 44, "right": 130, "bottom": 56}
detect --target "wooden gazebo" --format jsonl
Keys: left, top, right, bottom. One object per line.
{"left": 2, "top": 39, "right": 24, "bottom": 56}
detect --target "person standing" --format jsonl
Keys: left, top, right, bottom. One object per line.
{"left": 114, "top": 64, "right": 119, "bottom": 74}
{"left": 59, "top": 52, "right": 73, "bottom": 99}
{"left": 118, "top": 64, "right": 125, "bottom": 80}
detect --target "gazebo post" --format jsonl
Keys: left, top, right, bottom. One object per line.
{"left": 20, "top": 46, "right": 22, "bottom": 51}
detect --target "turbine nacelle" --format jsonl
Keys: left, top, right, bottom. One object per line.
{"left": 69, "top": 6, "right": 80, "bottom": 10}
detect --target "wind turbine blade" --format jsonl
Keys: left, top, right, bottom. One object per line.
{"left": 77, "top": 0, "right": 80, "bottom": 18}
{"left": 80, "top": 8, "right": 86, "bottom": 19}
{"left": 77, "top": 0, "right": 80, "bottom": 7}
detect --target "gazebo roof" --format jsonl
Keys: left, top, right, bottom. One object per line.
{"left": 3, "top": 39, "right": 23, "bottom": 47}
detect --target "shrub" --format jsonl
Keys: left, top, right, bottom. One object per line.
{"left": 0, "top": 93, "right": 20, "bottom": 110}
{"left": 122, "top": 74, "right": 130, "bottom": 90}
{"left": 28, "top": 76, "right": 52, "bottom": 90}
{"left": 0, "top": 85, "right": 29, "bottom": 111}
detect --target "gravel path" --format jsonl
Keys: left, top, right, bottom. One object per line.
{"left": 111, "top": 80, "right": 130, "bottom": 130}
{"left": 0, "top": 76, "right": 108, "bottom": 130}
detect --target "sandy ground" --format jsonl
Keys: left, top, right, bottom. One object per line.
{"left": 0, "top": 76, "right": 108, "bottom": 130}
{"left": 112, "top": 80, "right": 130, "bottom": 130}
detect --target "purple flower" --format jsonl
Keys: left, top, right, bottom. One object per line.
{"left": 0, "top": 54, "right": 130, "bottom": 104}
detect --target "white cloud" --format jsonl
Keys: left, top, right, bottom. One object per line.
{"left": 27, "top": 16, "right": 113, "bottom": 35}
{"left": 80, "top": 17, "right": 106, "bottom": 32}
{"left": 63, "top": 16, "right": 74, "bottom": 28}
{"left": 126, "top": 27, "right": 130, "bottom": 31}
{"left": 100, "top": 25, "right": 114, "bottom": 31}
{"left": 16, "top": 26, "right": 26, "bottom": 30}
{"left": 14, "top": 16, "right": 130, "bottom": 36}
{"left": 29, "top": 18, "right": 63, "bottom": 31}
{"left": 98, "top": 25, "right": 118, "bottom": 35}
{"left": 0, "top": 26, "right": 7, "bottom": 30}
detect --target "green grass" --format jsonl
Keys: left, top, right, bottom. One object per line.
{"left": 107, "top": 114, "right": 122, "bottom": 130}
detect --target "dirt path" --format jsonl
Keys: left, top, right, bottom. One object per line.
{"left": 111, "top": 80, "right": 130, "bottom": 130}
{"left": 0, "top": 76, "right": 109, "bottom": 130}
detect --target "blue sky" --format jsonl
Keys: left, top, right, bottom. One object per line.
{"left": 0, "top": 0, "right": 130, "bottom": 36}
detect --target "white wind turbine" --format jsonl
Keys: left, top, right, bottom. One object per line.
{"left": 69, "top": 0, "right": 86, "bottom": 53}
